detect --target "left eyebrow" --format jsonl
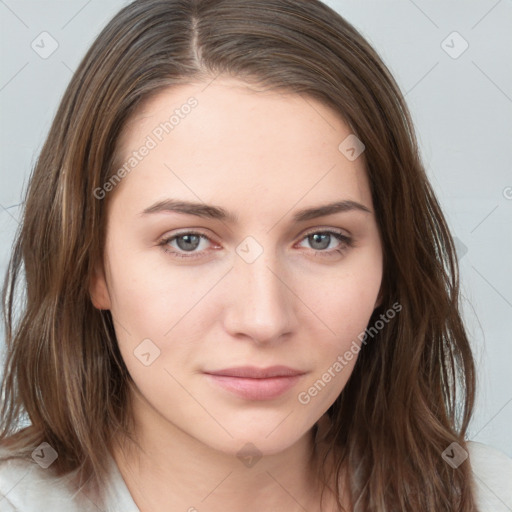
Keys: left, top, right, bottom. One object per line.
{"left": 291, "top": 200, "right": 372, "bottom": 222}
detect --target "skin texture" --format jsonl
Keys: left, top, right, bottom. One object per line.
{"left": 90, "top": 77, "right": 383, "bottom": 511}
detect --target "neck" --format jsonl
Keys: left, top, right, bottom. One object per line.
{"left": 111, "top": 387, "right": 340, "bottom": 511}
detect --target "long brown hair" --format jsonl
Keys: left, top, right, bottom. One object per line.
{"left": 1, "top": 0, "right": 477, "bottom": 509}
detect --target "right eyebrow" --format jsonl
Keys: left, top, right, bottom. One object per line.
{"left": 140, "top": 199, "right": 238, "bottom": 223}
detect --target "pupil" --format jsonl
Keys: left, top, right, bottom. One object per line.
{"left": 177, "top": 234, "right": 200, "bottom": 251}
{"left": 310, "top": 233, "right": 329, "bottom": 250}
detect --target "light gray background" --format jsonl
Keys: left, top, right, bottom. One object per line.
{"left": 1, "top": 1, "right": 511, "bottom": 457}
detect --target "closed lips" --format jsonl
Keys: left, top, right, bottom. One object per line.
{"left": 204, "top": 366, "right": 306, "bottom": 400}
{"left": 204, "top": 366, "right": 305, "bottom": 378}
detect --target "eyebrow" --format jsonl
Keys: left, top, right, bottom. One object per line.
{"left": 140, "top": 198, "right": 371, "bottom": 223}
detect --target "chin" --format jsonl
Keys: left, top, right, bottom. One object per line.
{"left": 195, "top": 416, "right": 317, "bottom": 459}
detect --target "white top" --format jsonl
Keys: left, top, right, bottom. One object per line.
{"left": 0, "top": 441, "right": 511, "bottom": 511}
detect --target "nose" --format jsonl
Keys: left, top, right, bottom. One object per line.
{"left": 222, "top": 249, "right": 296, "bottom": 346}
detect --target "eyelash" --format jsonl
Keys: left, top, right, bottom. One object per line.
{"left": 158, "top": 229, "right": 353, "bottom": 260}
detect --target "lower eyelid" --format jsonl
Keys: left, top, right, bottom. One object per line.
{"left": 160, "top": 230, "right": 352, "bottom": 257}
{"left": 298, "top": 232, "right": 352, "bottom": 253}
{"left": 161, "top": 233, "right": 212, "bottom": 251}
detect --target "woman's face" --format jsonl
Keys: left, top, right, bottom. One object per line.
{"left": 91, "top": 77, "right": 383, "bottom": 457}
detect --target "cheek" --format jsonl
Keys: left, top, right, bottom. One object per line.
{"left": 105, "top": 249, "right": 200, "bottom": 334}
{"left": 293, "top": 250, "right": 382, "bottom": 403}
{"left": 106, "top": 226, "right": 382, "bottom": 373}
{"left": 103, "top": 251, "right": 219, "bottom": 385}
{"left": 300, "top": 248, "right": 382, "bottom": 340}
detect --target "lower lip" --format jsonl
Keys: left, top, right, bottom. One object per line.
{"left": 205, "top": 374, "right": 303, "bottom": 401}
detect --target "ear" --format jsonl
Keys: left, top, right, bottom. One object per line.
{"left": 89, "top": 259, "right": 112, "bottom": 310}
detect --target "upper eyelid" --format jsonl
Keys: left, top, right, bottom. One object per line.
{"left": 162, "top": 226, "right": 350, "bottom": 243}
{"left": 301, "top": 226, "right": 350, "bottom": 237}
{"left": 161, "top": 227, "right": 351, "bottom": 252}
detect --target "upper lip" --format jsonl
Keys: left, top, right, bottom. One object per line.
{"left": 204, "top": 366, "right": 305, "bottom": 378}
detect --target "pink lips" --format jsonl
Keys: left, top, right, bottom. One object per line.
{"left": 204, "top": 366, "right": 305, "bottom": 401}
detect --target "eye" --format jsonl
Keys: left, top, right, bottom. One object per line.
{"left": 158, "top": 229, "right": 353, "bottom": 260}
{"left": 297, "top": 229, "right": 353, "bottom": 257}
{"left": 158, "top": 231, "right": 215, "bottom": 259}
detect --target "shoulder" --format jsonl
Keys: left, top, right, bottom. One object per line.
{"left": 0, "top": 447, "right": 96, "bottom": 511}
{"left": 466, "top": 441, "right": 512, "bottom": 511}
{"left": 0, "top": 446, "right": 140, "bottom": 512}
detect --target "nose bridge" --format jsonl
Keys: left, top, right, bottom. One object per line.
{"left": 223, "top": 238, "right": 294, "bottom": 342}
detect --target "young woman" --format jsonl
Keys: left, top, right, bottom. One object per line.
{"left": 1, "top": 0, "right": 511, "bottom": 511}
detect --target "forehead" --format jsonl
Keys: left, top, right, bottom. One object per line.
{"left": 111, "top": 77, "right": 371, "bottom": 214}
